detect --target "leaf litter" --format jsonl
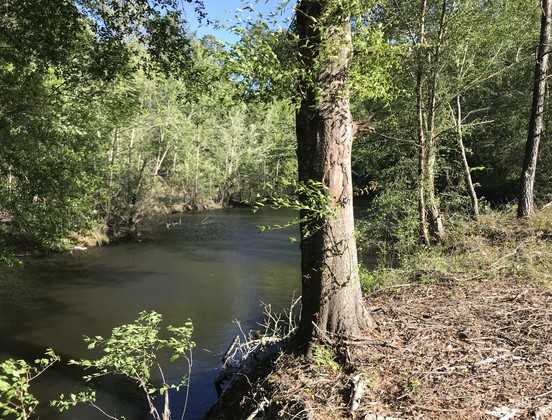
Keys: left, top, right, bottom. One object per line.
{"left": 205, "top": 277, "right": 552, "bottom": 419}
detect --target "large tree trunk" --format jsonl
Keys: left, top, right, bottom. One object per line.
{"left": 294, "top": 0, "right": 371, "bottom": 351}
{"left": 518, "top": 0, "right": 551, "bottom": 218}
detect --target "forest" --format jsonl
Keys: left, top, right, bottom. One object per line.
{"left": 0, "top": 0, "right": 550, "bottom": 254}
{"left": 1, "top": 0, "right": 552, "bottom": 419}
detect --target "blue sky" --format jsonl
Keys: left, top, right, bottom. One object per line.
{"left": 181, "top": 0, "right": 294, "bottom": 43}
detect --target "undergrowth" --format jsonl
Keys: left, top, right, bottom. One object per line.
{"left": 359, "top": 206, "right": 552, "bottom": 293}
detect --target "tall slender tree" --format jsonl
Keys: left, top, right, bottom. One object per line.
{"left": 415, "top": 0, "right": 431, "bottom": 245}
{"left": 415, "top": 0, "right": 448, "bottom": 243}
{"left": 294, "top": 0, "right": 372, "bottom": 351}
{"left": 518, "top": 0, "right": 551, "bottom": 218}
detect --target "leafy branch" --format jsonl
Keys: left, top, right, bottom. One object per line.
{"left": 254, "top": 179, "right": 337, "bottom": 239}
{"left": 52, "top": 311, "right": 195, "bottom": 420}
{"left": 0, "top": 349, "right": 60, "bottom": 420}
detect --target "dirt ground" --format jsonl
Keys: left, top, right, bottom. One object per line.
{"left": 205, "top": 277, "right": 552, "bottom": 419}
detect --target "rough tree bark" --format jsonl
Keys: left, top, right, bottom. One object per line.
{"left": 294, "top": 0, "right": 372, "bottom": 352}
{"left": 518, "top": 0, "right": 551, "bottom": 218}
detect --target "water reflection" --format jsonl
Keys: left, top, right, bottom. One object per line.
{"left": 0, "top": 208, "right": 300, "bottom": 419}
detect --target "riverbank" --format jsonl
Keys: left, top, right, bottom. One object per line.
{"left": 204, "top": 208, "right": 552, "bottom": 419}
{"left": 0, "top": 200, "right": 228, "bottom": 261}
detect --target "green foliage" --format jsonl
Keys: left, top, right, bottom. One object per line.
{"left": 358, "top": 263, "right": 383, "bottom": 294}
{"left": 0, "top": 243, "right": 22, "bottom": 268}
{"left": 0, "top": 349, "right": 59, "bottom": 419}
{"left": 254, "top": 179, "right": 336, "bottom": 239}
{"left": 311, "top": 344, "right": 340, "bottom": 373}
{"left": 0, "top": 72, "right": 114, "bottom": 250}
{"left": 76, "top": 0, "right": 202, "bottom": 76}
{"left": 356, "top": 186, "right": 420, "bottom": 263}
{"left": 371, "top": 208, "right": 552, "bottom": 287}
{"left": 350, "top": 17, "right": 402, "bottom": 101}
{"left": 53, "top": 311, "right": 195, "bottom": 420}
{"left": 0, "top": 20, "right": 298, "bottom": 252}
{"left": 72, "top": 310, "right": 193, "bottom": 381}
{"left": 401, "top": 372, "right": 421, "bottom": 394}
{"left": 99, "top": 67, "right": 296, "bottom": 230}
{"left": 223, "top": 0, "right": 398, "bottom": 105}
{"left": 0, "top": 0, "right": 545, "bottom": 262}
{"left": 350, "top": 0, "right": 544, "bottom": 250}
{"left": 227, "top": 21, "right": 298, "bottom": 101}
{"left": 215, "top": 1, "right": 298, "bottom": 102}
{"left": 50, "top": 389, "right": 97, "bottom": 415}
{"left": 0, "top": 313, "right": 195, "bottom": 420}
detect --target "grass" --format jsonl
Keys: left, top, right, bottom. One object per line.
{"left": 360, "top": 206, "right": 552, "bottom": 293}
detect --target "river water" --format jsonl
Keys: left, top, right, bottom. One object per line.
{"left": 0, "top": 209, "right": 301, "bottom": 419}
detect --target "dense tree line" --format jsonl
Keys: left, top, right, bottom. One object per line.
{"left": 0, "top": 1, "right": 296, "bottom": 255}
{"left": 352, "top": 0, "right": 549, "bottom": 248}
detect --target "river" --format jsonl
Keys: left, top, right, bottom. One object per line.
{"left": 0, "top": 208, "right": 301, "bottom": 419}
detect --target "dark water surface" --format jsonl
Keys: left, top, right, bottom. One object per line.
{"left": 0, "top": 209, "right": 300, "bottom": 419}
